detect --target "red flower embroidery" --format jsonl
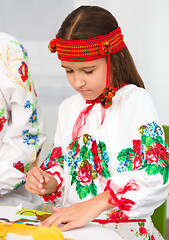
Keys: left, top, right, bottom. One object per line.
{"left": 91, "top": 141, "right": 103, "bottom": 175}
{"left": 139, "top": 226, "right": 148, "bottom": 235}
{"left": 91, "top": 140, "right": 98, "bottom": 155}
{"left": 94, "top": 157, "right": 103, "bottom": 175}
{"left": 18, "top": 62, "right": 28, "bottom": 82}
{"left": 146, "top": 148, "right": 159, "bottom": 165}
{"left": 47, "top": 160, "right": 59, "bottom": 168}
{"left": 109, "top": 210, "right": 129, "bottom": 221}
{"left": 50, "top": 147, "right": 62, "bottom": 161}
{"left": 133, "top": 139, "right": 141, "bottom": 154}
{"left": 77, "top": 163, "right": 92, "bottom": 186}
{"left": 13, "top": 161, "right": 24, "bottom": 173}
{"left": 0, "top": 116, "right": 7, "bottom": 131}
{"left": 148, "top": 235, "right": 155, "bottom": 240}
{"left": 132, "top": 154, "right": 142, "bottom": 170}
{"left": 155, "top": 142, "right": 169, "bottom": 160}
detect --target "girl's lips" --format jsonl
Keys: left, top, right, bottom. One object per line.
{"left": 79, "top": 90, "right": 90, "bottom": 94}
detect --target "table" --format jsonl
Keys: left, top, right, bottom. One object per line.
{"left": 0, "top": 205, "right": 123, "bottom": 240}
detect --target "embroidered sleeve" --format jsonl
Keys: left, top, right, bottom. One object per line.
{"left": 41, "top": 169, "right": 64, "bottom": 202}
{"left": 0, "top": 36, "right": 45, "bottom": 196}
{"left": 103, "top": 121, "right": 169, "bottom": 218}
{"left": 101, "top": 88, "right": 169, "bottom": 218}
{"left": 40, "top": 145, "right": 65, "bottom": 203}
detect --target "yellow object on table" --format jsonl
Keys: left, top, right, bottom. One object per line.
{"left": 0, "top": 223, "right": 64, "bottom": 240}
{"left": 0, "top": 206, "right": 74, "bottom": 240}
{"left": 17, "top": 207, "right": 52, "bottom": 221}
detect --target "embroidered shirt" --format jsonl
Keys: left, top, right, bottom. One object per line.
{"left": 0, "top": 32, "right": 45, "bottom": 207}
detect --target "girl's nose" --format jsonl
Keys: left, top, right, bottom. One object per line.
{"left": 74, "top": 74, "right": 86, "bottom": 88}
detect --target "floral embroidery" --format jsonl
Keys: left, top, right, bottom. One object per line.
{"left": 108, "top": 210, "right": 129, "bottom": 221}
{"left": 117, "top": 122, "right": 169, "bottom": 184}
{"left": 66, "top": 134, "right": 110, "bottom": 199}
{"left": 41, "top": 134, "right": 110, "bottom": 200}
{"left": 13, "top": 161, "right": 31, "bottom": 190}
{"left": 13, "top": 180, "right": 26, "bottom": 190}
{"left": 23, "top": 129, "right": 39, "bottom": 151}
{"left": 24, "top": 100, "right": 38, "bottom": 127}
{"left": 19, "top": 44, "right": 28, "bottom": 57}
{"left": 0, "top": 116, "right": 7, "bottom": 132}
{"left": 13, "top": 161, "right": 30, "bottom": 174}
{"left": 131, "top": 222, "right": 155, "bottom": 239}
{"left": 0, "top": 40, "right": 37, "bottom": 96}
{"left": 18, "top": 61, "right": 28, "bottom": 82}
{"left": 41, "top": 146, "right": 64, "bottom": 170}
{"left": 24, "top": 100, "right": 31, "bottom": 109}
{"left": 0, "top": 107, "right": 7, "bottom": 132}
{"left": 30, "top": 109, "right": 37, "bottom": 124}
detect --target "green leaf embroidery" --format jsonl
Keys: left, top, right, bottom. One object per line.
{"left": 0, "top": 108, "right": 5, "bottom": 117}
{"left": 80, "top": 145, "right": 89, "bottom": 160}
{"left": 71, "top": 171, "right": 77, "bottom": 185}
{"left": 24, "top": 163, "right": 30, "bottom": 173}
{"left": 90, "top": 181, "right": 97, "bottom": 197}
{"left": 154, "top": 135, "right": 163, "bottom": 145}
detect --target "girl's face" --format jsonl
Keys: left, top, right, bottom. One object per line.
{"left": 61, "top": 58, "right": 107, "bottom": 100}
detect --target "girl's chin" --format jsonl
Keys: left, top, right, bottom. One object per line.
{"left": 81, "top": 94, "right": 101, "bottom": 101}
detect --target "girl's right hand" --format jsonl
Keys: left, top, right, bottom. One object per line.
{"left": 25, "top": 167, "right": 58, "bottom": 195}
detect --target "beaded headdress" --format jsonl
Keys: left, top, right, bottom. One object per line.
{"left": 48, "top": 27, "right": 125, "bottom": 109}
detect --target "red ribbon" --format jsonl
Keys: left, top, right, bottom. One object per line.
{"left": 70, "top": 83, "right": 128, "bottom": 145}
{"left": 92, "top": 218, "right": 146, "bottom": 224}
{"left": 106, "top": 179, "right": 139, "bottom": 211}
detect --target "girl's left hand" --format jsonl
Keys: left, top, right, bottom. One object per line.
{"left": 40, "top": 191, "right": 113, "bottom": 231}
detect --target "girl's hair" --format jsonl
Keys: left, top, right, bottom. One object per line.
{"left": 57, "top": 5, "right": 145, "bottom": 89}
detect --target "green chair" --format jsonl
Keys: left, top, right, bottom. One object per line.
{"left": 151, "top": 125, "right": 169, "bottom": 239}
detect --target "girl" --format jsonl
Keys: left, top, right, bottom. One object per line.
{"left": 0, "top": 32, "right": 45, "bottom": 209}
{"left": 25, "top": 6, "right": 169, "bottom": 239}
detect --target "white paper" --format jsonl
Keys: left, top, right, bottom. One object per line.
{"left": 0, "top": 204, "right": 37, "bottom": 222}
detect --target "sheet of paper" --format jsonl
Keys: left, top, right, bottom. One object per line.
{"left": 0, "top": 204, "right": 37, "bottom": 222}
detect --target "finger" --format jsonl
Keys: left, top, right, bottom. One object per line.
{"left": 31, "top": 168, "right": 45, "bottom": 184}
{"left": 53, "top": 215, "right": 71, "bottom": 228}
{"left": 40, "top": 213, "right": 59, "bottom": 227}
{"left": 59, "top": 221, "right": 76, "bottom": 232}
{"left": 43, "top": 175, "right": 50, "bottom": 184}
{"left": 26, "top": 173, "right": 44, "bottom": 190}
{"left": 25, "top": 181, "right": 45, "bottom": 195}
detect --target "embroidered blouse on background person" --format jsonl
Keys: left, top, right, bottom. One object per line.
{"left": 25, "top": 5, "right": 169, "bottom": 239}
{"left": 0, "top": 32, "right": 45, "bottom": 209}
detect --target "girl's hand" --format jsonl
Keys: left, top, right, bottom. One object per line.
{"left": 40, "top": 191, "right": 113, "bottom": 231}
{"left": 25, "top": 167, "right": 58, "bottom": 195}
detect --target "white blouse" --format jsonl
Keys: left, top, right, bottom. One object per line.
{"left": 0, "top": 32, "right": 45, "bottom": 209}
{"left": 41, "top": 84, "right": 169, "bottom": 239}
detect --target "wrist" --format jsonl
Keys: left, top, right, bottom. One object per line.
{"left": 91, "top": 190, "right": 113, "bottom": 213}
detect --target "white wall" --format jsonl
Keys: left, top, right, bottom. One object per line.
{"left": 1, "top": 0, "right": 169, "bottom": 217}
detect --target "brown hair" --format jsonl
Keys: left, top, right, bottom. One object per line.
{"left": 57, "top": 5, "right": 145, "bottom": 89}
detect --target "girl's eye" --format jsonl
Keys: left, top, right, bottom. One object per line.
{"left": 66, "top": 69, "right": 73, "bottom": 74}
{"left": 84, "top": 70, "right": 93, "bottom": 74}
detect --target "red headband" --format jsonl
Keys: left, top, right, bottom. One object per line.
{"left": 48, "top": 27, "right": 125, "bottom": 62}
{"left": 49, "top": 27, "right": 125, "bottom": 109}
